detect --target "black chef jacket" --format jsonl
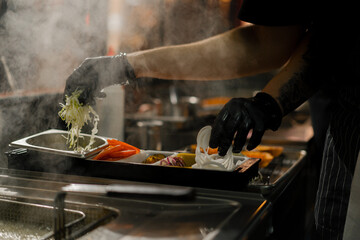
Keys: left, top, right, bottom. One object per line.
{"left": 237, "top": 0, "right": 360, "bottom": 239}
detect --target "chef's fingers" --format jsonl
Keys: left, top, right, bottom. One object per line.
{"left": 233, "top": 115, "right": 252, "bottom": 153}
{"left": 218, "top": 137, "right": 233, "bottom": 156}
{"left": 247, "top": 126, "right": 265, "bottom": 151}
{"left": 217, "top": 111, "right": 243, "bottom": 156}
{"left": 209, "top": 109, "right": 229, "bottom": 149}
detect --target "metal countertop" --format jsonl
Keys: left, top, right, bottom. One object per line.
{"left": 0, "top": 168, "right": 271, "bottom": 240}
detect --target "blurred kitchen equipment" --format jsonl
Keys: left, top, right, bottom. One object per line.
{"left": 136, "top": 120, "right": 163, "bottom": 150}
{"left": 95, "top": 85, "right": 125, "bottom": 140}
{"left": 165, "top": 86, "right": 200, "bottom": 118}
{"left": 169, "top": 85, "right": 180, "bottom": 116}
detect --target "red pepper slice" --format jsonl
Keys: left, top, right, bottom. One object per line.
{"left": 107, "top": 139, "right": 140, "bottom": 153}
{"left": 93, "top": 139, "right": 140, "bottom": 160}
{"left": 108, "top": 149, "right": 137, "bottom": 158}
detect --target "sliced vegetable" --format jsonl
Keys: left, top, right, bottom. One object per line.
{"left": 58, "top": 89, "right": 99, "bottom": 152}
{"left": 144, "top": 154, "right": 166, "bottom": 164}
{"left": 193, "top": 126, "right": 236, "bottom": 171}
{"left": 189, "top": 144, "right": 218, "bottom": 154}
{"left": 108, "top": 149, "right": 137, "bottom": 158}
{"left": 175, "top": 153, "right": 196, "bottom": 167}
{"left": 93, "top": 139, "right": 140, "bottom": 161}
{"left": 107, "top": 139, "right": 139, "bottom": 152}
{"left": 241, "top": 150, "right": 274, "bottom": 168}
{"left": 93, "top": 145, "right": 123, "bottom": 160}
{"left": 159, "top": 156, "right": 185, "bottom": 167}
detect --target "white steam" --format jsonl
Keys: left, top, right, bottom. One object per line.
{"left": 0, "top": 0, "right": 107, "bottom": 91}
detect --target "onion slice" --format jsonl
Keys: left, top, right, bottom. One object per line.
{"left": 192, "top": 125, "right": 237, "bottom": 171}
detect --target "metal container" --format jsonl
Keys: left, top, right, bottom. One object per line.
{"left": 0, "top": 198, "right": 85, "bottom": 240}
{"left": 7, "top": 147, "right": 260, "bottom": 191}
{"left": 9, "top": 129, "right": 108, "bottom": 158}
{"left": 247, "top": 149, "right": 307, "bottom": 195}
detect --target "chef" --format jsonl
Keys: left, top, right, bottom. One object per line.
{"left": 64, "top": 0, "right": 360, "bottom": 238}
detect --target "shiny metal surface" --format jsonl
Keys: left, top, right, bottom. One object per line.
{"left": 9, "top": 129, "right": 108, "bottom": 158}
{"left": 62, "top": 183, "right": 195, "bottom": 200}
{"left": 0, "top": 168, "right": 271, "bottom": 240}
{"left": 247, "top": 148, "right": 307, "bottom": 195}
{"left": 0, "top": 198, "right": 84, "bottom": 240}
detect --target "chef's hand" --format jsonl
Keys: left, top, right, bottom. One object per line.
{"left": 64, "top": 53, "right": 136, "bottom": 105}
{"left": 209, "top": 92, "right": 283, "bottom": 156}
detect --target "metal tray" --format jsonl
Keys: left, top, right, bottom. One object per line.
{"left": 90, "top": 150, "right": 260, "bottom": 190}
{"left": 9, "top": 129, "right": 109, "bottom": 158}
{"left": 7, "top": 148, "right": 260, "bottom": 191}
{"left": 247, "top": 149, "right": 307, "bottom": 195}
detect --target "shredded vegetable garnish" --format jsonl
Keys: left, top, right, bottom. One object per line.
{"left": 58, "top": 90, "right": 99, "bottom": 152}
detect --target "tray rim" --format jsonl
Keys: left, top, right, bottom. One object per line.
{"left": 9, "top": 129, "right": 109, "bottom": 158}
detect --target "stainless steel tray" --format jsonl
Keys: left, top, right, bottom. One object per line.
{"left": 9, "top": 129, "right": 108, "bottom": 158}
{"left": 7, "top": 148, "right": 260, "bottom": 191}
{"left": 86, "top": 150, "right": 260, "bottom": 191}
{"left": 247, "top": 149, "right": 307, "bottom": 195}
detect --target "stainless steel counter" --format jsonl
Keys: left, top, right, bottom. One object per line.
{"left": 0, "top": 168, "right": 271, "bottom": 240}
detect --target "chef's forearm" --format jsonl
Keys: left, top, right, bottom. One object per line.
{"left": 263, "top": 33, "right": 318, "bottom": 116}
{"left": 127, "top": 25, "right": 304, "bottom": 81}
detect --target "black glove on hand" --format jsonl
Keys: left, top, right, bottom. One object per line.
{"left": 64, "top": 53, "right": 136, "bottom": 105}
{"left": 209, "top": 92, "right": 283, "bottom": 156}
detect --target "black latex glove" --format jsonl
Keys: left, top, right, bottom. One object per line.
{"left": 64, "top": 53, "right": 136, "bottom": 105}
{"left": 209, "top": 92, "right": 283, "bottom": 156}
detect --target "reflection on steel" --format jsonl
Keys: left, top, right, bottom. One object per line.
{"left": 9, "top": 129, "right": 109, "bottom": 159}
{"left": 53, "top": 192, "right": 67, "bottom": 240}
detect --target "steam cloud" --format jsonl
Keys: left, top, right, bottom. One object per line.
{"left": 0, "top": 1, "right": 270, "bottom": 167}
{"left": 1, "top": 0, "right": 107, "bottom": 91}
{"left": 0, "top": 0, "right": 107, "bottom": 167}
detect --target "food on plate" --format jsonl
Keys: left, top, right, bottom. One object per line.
{"left": 159, "top": 156, "right": 185, "bottom": 167}
{"left": 241, "top": 145, "right": 283, "bottom": 168}
{"left": 255, "top": 145, "right": 284, "bottom": 157}
{"left": 175, "top": 153, "right": 196, "bottom": 167}
{"left": 144, "top": 154, "right": 166, "bottom": 164}
{"left": 192, "top": 126, "right": 242, "bottom": 171}
{"left": 189, "top": 144, "right": 218, "bottom": 155}
{"left": 241, "top": 150, "right": 274, "bottom": 168}
{"left": 143, "top": 153, "right": 193, "bottom": 167}
{"left": 93, "top": 139, "right": 140, "bottom": 161}
{"left": 58, "top": 89, "right": 99, "bottom": 152}
{"left": 189, "top": 140, "right": 283, "bottom": 168}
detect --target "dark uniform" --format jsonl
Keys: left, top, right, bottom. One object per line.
{"left": 238, "top": 0, "right": 360, "bottom": 239}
